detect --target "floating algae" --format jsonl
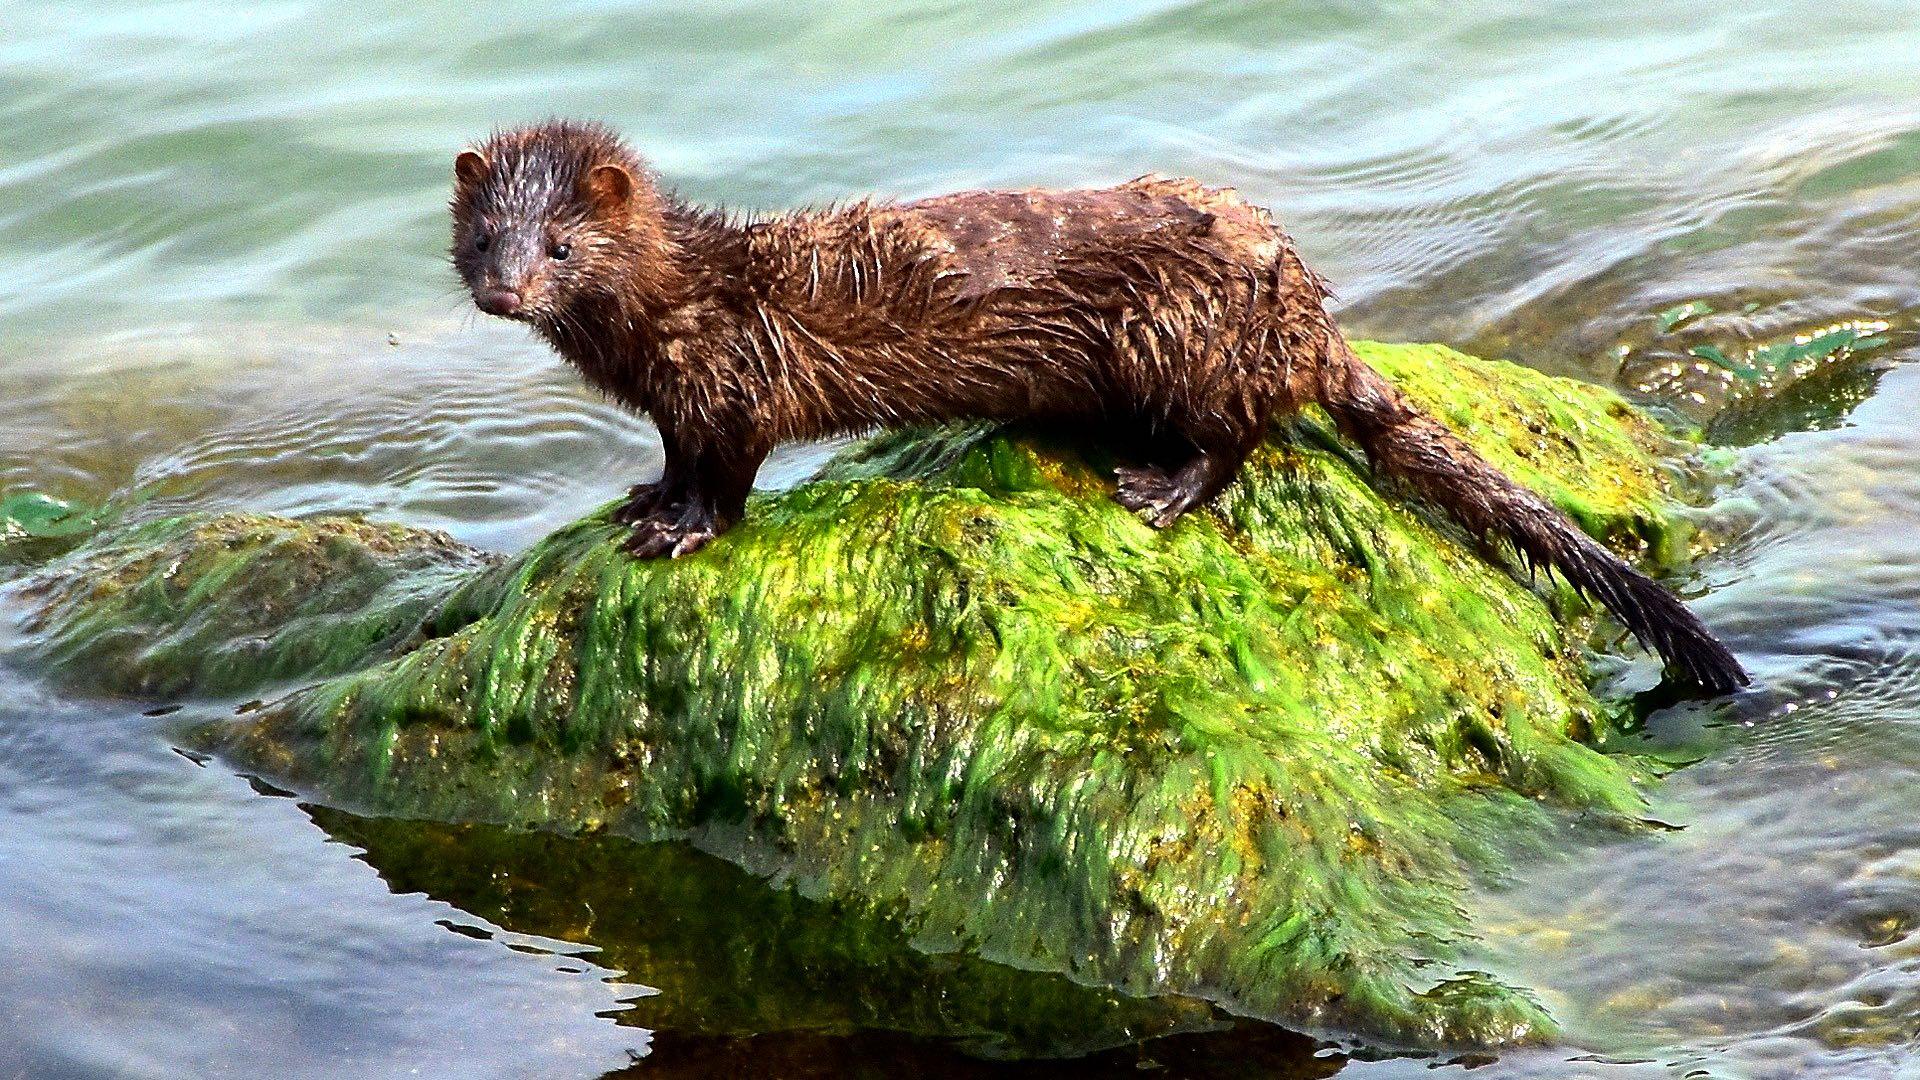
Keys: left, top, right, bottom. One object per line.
{"left": 12, "top": 343, "right": 1722, "bottom": 1047}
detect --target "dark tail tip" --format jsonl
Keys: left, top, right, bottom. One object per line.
{"left": 1539, "top": 529, "right": 1748, "bottom": 696}
{"left": 1615, "top": 568, "right": 1750, "bottom": 696}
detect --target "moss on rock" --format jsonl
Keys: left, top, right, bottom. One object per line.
{"left": 15, "top": 342, "right": 1709, "bottom": 1047}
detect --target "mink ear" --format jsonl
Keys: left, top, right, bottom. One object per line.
{"left": 454, "top": 151, "right": 489, "bottom": 187}
{"left": 584, "top": 164, "right": 635, "bottom": 217}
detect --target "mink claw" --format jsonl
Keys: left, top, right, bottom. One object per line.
{"left": 621, "top": 524, "right": 669, "bottom": 558}
{"left": 620, "top": 509, "right": 718, "bottom": 559}
{"left": 668, "top": 528, "right": 717, "bottom": 557}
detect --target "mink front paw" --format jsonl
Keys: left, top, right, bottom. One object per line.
{"left": 612, "top": 480, "right": 677, "bottom": 526}
{"left": 622, "top": 505, "right": 720, "bottom": 559}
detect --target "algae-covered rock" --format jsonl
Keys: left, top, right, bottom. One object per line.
{"left": 14, "top": 342, "right": 1710, "bottom": 1047}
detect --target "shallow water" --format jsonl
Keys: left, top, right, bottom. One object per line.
{"left": 2, "top": 1, "right": 1919, "bottom": 1076}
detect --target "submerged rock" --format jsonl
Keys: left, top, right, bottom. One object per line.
{"left": 11, "top": 513, "right": 493, "bottom": 696}
{"left": 13, "top": 342, "right": 1716, "bottom": 1047}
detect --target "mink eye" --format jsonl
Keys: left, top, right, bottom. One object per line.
{"left": 549, "top": 242, "right": 572, "bottom": 261}
{"left": 473, "top": 233, "right": 491, "bottom": 253}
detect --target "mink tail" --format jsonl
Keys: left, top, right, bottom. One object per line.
{"left": 1314, "top": 339, "right": 1749, "bottom": 695}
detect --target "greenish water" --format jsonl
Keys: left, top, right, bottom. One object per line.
{"left": 2, "top": 1, "right": 1918, "bottom": 1077}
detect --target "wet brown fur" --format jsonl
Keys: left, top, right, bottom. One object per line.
{"left": 449, "top": 120, "right": 1748, "bottom": 693}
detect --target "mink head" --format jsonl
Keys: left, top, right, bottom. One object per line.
{"left": 449, "top": 121, "right": 660, "bottom": 325}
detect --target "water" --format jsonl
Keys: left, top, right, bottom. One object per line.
{"left": 2, "top": 1, "right": 1917, "bottom": 1076}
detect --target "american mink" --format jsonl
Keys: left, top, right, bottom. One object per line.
{"left": 449, "top": 120, "right": 1748, "bottom": 694}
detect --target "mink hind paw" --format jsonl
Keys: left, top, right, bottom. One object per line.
{"left": 1115, "top": 465, "right": 1197, "bottom": 528}
{"left": 622, "top": 505, "right": 720, "bottom": 559}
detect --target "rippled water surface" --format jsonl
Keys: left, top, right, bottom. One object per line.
{"left": 3, "top": 2, "right": 1919, "bottom": 1077}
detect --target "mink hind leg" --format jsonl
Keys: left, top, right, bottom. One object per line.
{"left": 1112, "top": 421, "right": 1262, "bottom": 528}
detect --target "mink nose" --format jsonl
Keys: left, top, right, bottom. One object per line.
{"left": 475, "top": 287, "right": 523, "bottom": 316}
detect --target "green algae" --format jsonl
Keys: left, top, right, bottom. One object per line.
{"left": 16, "top": 342, "right": 1710, "bottom": 1048}
{"left": 1, "top": 491, "right": 97, "bottom": 543}
{"left": 1, "top": 491, "right": 102, "bottom": 569}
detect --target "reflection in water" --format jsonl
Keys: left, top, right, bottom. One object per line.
{"left": 3, "top": 0, "right": 1920, "bottom": 1076}
{"left": 310, "top": 809, "right": 1298, "bottom": 1069}
{"left": 0, "top": 678, "right": 639, "bottom": 1079}
{"left": 611, "top": 1025, "right": 1342, "bottom": 1080}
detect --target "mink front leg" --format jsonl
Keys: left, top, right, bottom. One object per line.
{"left": 622, "top": 433, "right": 769, "bottom": 559}
{"left": 612, "top": 440, "right": 689, "bottom": 526}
